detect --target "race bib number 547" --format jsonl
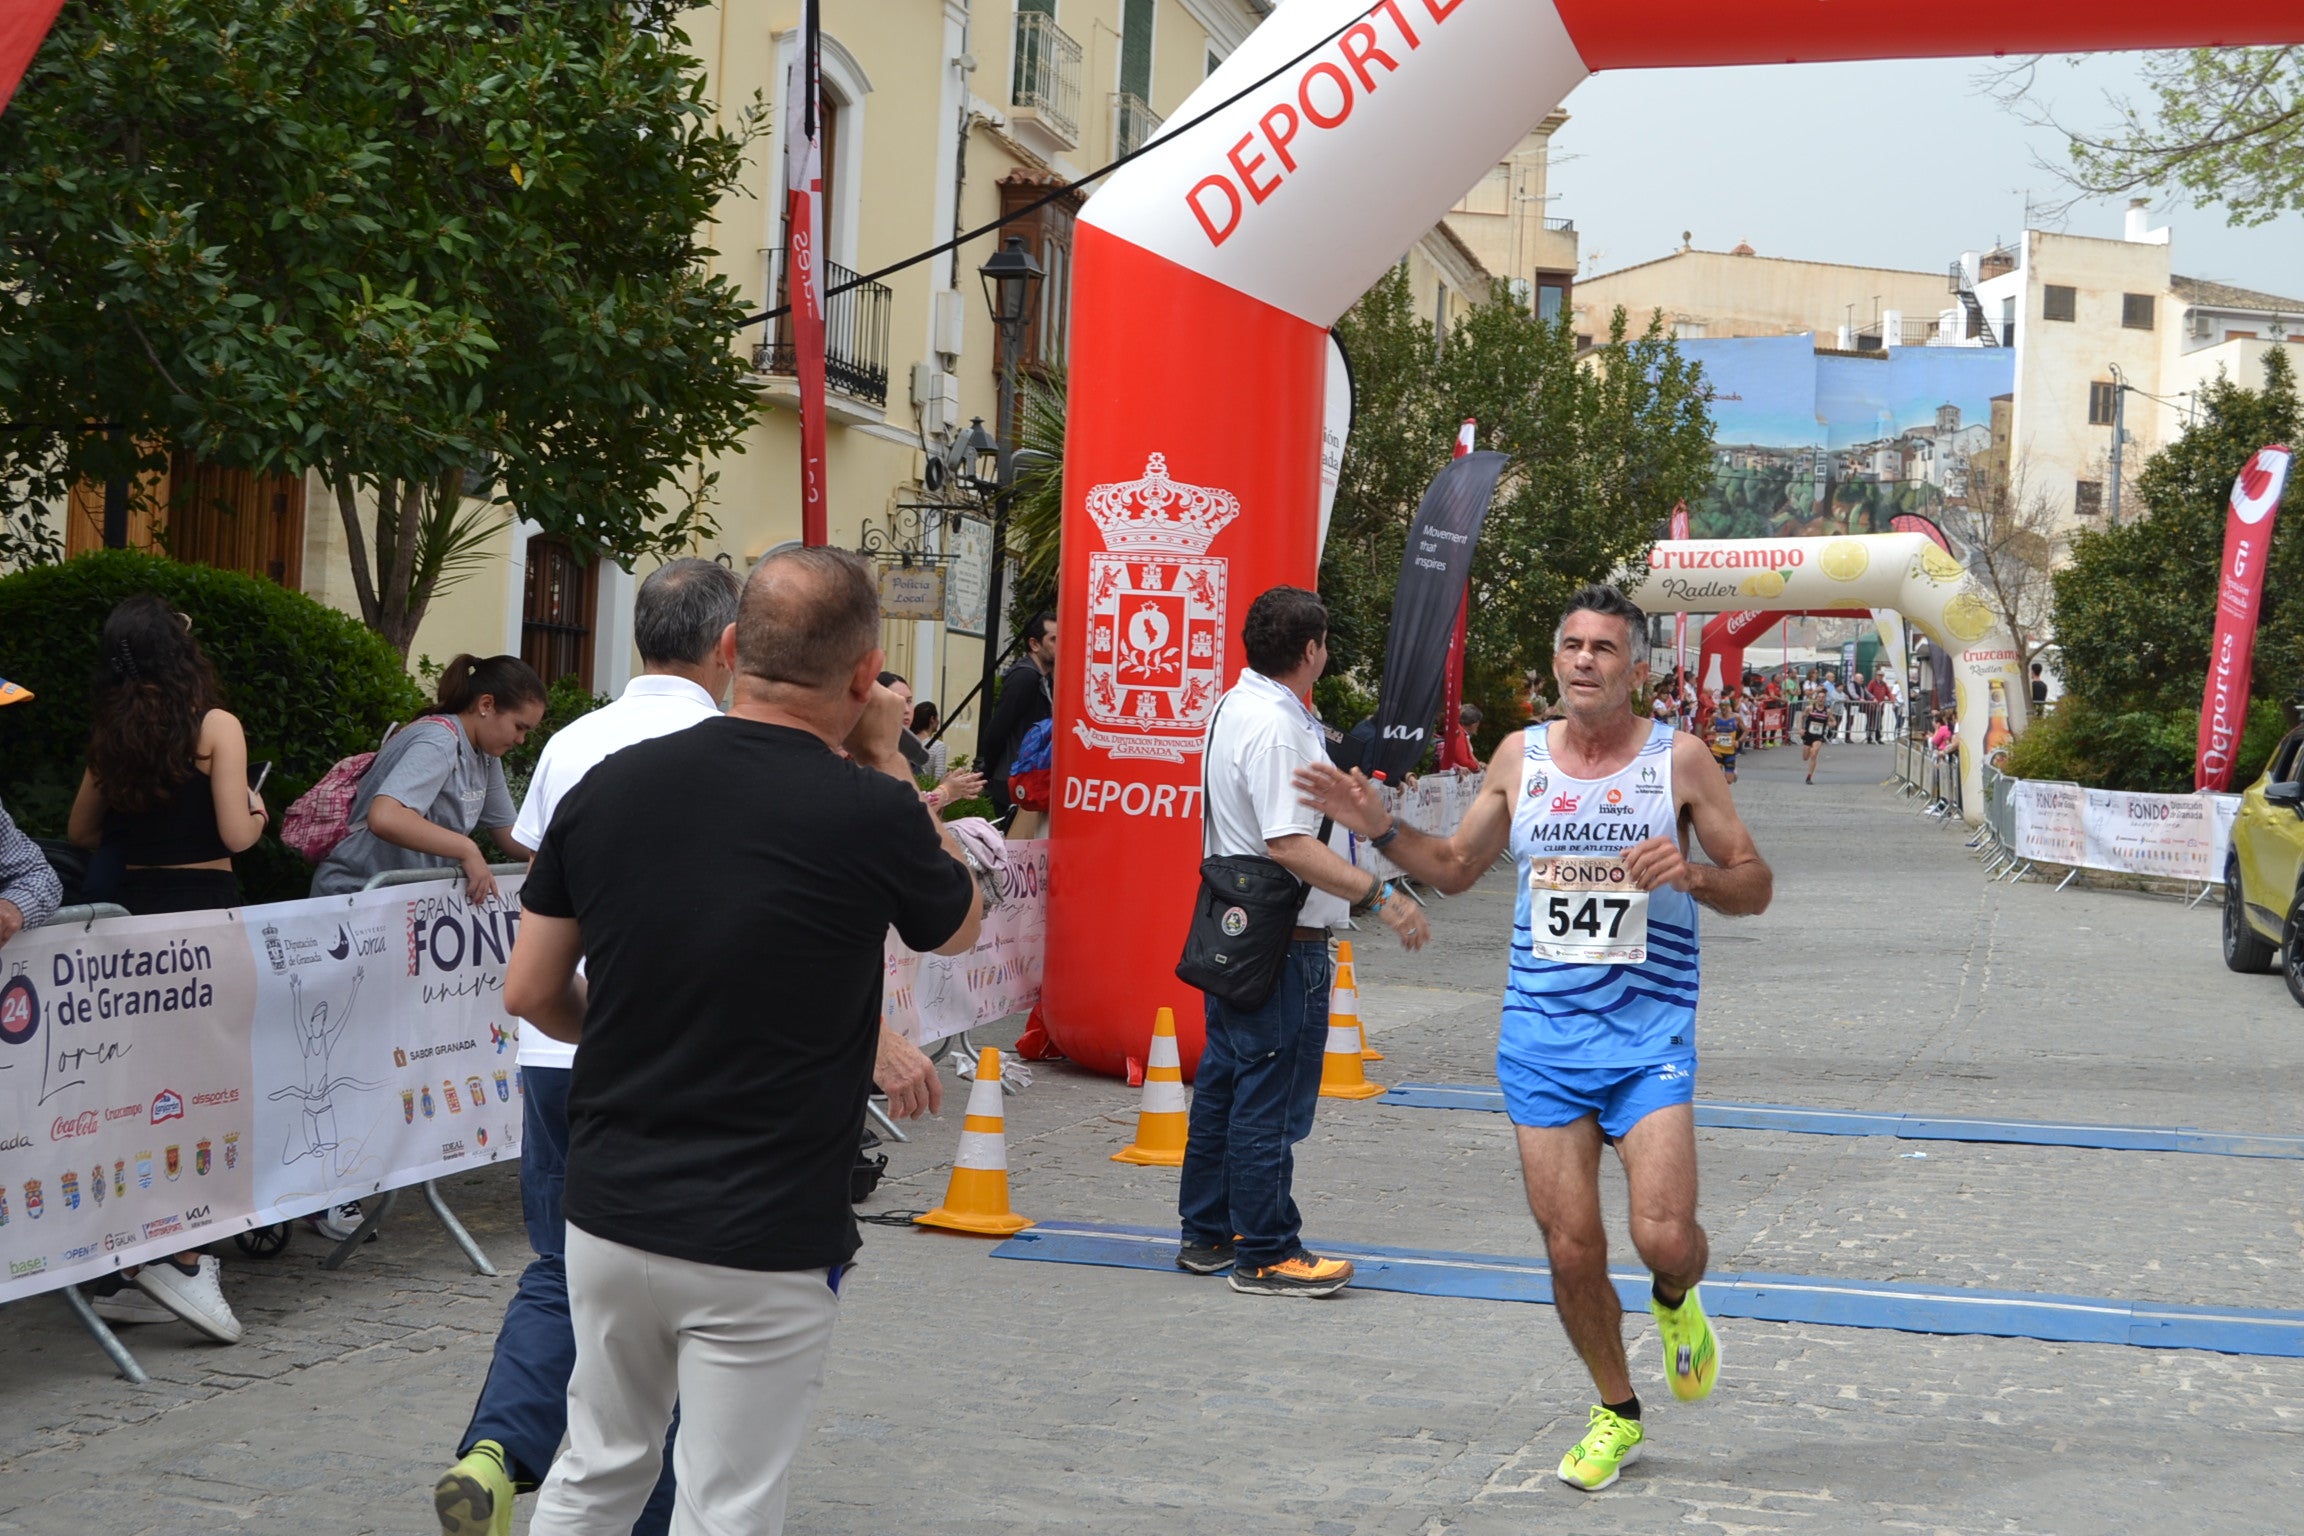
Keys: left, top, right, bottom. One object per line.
{"left": 1527, "top": 855, "right": 1647, "bottom": 964}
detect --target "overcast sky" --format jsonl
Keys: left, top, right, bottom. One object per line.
{"left": 1547, "top": 53, "right": 2304, "bottom": 301}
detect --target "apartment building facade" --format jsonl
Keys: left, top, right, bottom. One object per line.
{"left": 1571, "top": 241, "right": 1950, "bottom": 349}
{"left": 1967, "top": 203, "right": 2304, "bottom": 530}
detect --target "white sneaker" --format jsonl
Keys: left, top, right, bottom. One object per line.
{"left": 89, "top": 1285, "right": 177, "bottom": 1326}
{"left": 306, "top": 1201, "right": 367, "bottom": 1242}
{"left": 134, "top": 1255, "right": 243, "bottom": 1343}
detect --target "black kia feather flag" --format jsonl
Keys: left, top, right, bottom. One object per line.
{"left": 1361, "top": 450, "right": 1507, "bottom": 783}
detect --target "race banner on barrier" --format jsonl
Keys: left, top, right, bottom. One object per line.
{"left": 249, "top": 882, "right": 526, "bottom": 1227}
{"left": 0, "top": 879, "right": 525, "bottom": 1307}
{"left": 1347, "top": 770, "right": 1483, "bottom": 882}
{"left": 884, "top": 840, "right": 1048, "bottom": 1048}
{"left": 2081, "top": 790, "right": 2228, "bottom": 884}
{"left": 2011, "top": 781, "right": 2087, "bottom": 867}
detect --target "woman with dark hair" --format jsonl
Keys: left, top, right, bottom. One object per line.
{"left": 311, "top": 654, "right": 546, "bottom": 900}
{"left": 68, "top": 594, "right": 270, "bottom": 915}
{"left": 909, "top": 699, "right": 950, "bottom": 782}
{"left": 66, "top": 593, "right": 267, "bottom": 1343}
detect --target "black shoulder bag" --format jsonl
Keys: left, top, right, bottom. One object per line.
{"left": 1175, "top": 695, "right": 1332, "bottom": 1010}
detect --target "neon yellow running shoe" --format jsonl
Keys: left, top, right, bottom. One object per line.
{"left": 434, "top": 1439, "right": 515, "bottom": 1536}
{"left": 1652, "top": 1283, "right": 1720, "bottom": 1402}
{"left": 1556, "top": 1403, "right": 1645, "bottom": 1491}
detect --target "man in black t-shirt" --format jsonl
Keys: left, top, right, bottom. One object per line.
{"left": 509, "top": 546, "right": 981, "bottom": 1536}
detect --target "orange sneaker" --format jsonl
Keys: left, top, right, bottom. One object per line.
{"left": 1227, "top": 1252, "right": 1354, "bottom": 1297}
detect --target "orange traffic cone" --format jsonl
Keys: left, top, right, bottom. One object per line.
{"left": 1318, "top": 954, "right": 1385, "bottom": 1100}
{"left": 1336, "top": 940, "right": 1382, "bottom": 1062}
{"left": 916, "top": 1047, "right": 1033, "bottom": 1236}
{"left": 1112, "top": 1007, "right": 1189, "bottom": 1166}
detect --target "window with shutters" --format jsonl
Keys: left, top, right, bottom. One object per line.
{"left": 1119, "top": 0, "right": 1153, "bottom": 100}
{"left": 2088, "top": 381, "right": 2119, "bottom": 425}
{"left": 2043, "top": 285, "right": 2076, "bottom": 322}
{"left": 2123, "top": 292, "right": 2156, "bottom": 330}
{"left": 521, "top": 535, "right": 597, "bottom": 689}
{"left": 2073, "top": 480, "right": 2103, "bottom": 518}
{"left": 996, "top": 171, "right": 1080, "bottom": 379}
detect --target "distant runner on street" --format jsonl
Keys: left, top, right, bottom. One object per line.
{"left": 1296, "top": 583, "right": 1772, "bottom": 1493}
{"left": 1800, "top": 694, "right": 1832, "bottom": 784}
{"left": 1708, "top": 704, "right": 1742, "bottom": 785}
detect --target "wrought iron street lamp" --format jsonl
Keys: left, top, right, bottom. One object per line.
{"left": 975, "top": 235, "right": 1045, "bottom": 721}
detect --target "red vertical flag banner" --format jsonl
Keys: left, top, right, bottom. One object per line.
{"left": 1668, "top": 502, "right": 1691, "bottom": 690}
{"left": 1437, "top": 419, "right": 1479, "bottom": 771}
{"left": 782, "top": 0, "right": 829, "bottom": 546}
{"left": 2196, "top": 445, "right": 2293, "bottom": 791}
{"left": 0, "top": 0, "right": 63, "bottom": 112}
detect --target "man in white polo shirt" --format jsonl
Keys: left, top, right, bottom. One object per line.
{"left": 435, "top": 560, "right": 948, "bottom": 1536}
{"left": 1176, "top": 585, "right": 1429, "bottom": 1298}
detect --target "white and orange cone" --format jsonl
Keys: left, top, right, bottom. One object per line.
{"left": 1112, "top": 1007, "right": 1189, "bottom": 1166}
{"left": 916, "top": 1047, "right": 1033, "bottom": 1236}
{"left": 1318, "top": 952, "right": 1385, "bottom": 1100}
{"left": 1335, "top": 940, "right": 1382, "bottom": 1062}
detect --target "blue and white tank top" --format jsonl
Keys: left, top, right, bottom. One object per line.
{"left": 1502, "top": 720, "right": 1699, "bottom": 1066}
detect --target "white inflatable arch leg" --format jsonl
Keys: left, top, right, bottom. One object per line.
{"left": 1630, "top": 534, "right": 2023, "bottom": 817}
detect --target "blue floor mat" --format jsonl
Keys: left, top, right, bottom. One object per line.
{"left": 1378, "top": 1083, "right": 2304, "bottom": 1159}
{"left": 991, "top": 1221, "right": 2304, "bottom": 1358}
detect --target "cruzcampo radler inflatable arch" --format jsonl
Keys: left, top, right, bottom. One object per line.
{"left": 1630, "top": 534, "right": 2025, "bottom": 806}
{"left": 1044, "top": 0, "right": 2300, "bottom": 1078}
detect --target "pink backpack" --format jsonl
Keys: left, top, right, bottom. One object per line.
{"left": 280, "top": 718, "right": 447, "bottom": 862}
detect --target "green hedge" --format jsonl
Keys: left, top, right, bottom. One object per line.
{"left": 2004, "top": 695, "right": 2287, "bottom": 794}
{"left": 0, "top": 551, "right": 427, "bottom": 901}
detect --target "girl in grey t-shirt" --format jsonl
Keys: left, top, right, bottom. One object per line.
{"left": 310, "top": 654, "right": 547, "bottom": 900}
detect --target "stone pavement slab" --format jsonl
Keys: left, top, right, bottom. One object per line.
{"left": 2, "top": 741, "right": 2299, "bottom": 1534}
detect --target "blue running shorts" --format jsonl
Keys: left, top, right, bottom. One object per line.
{"left": 1497, "top": 1055, "right": 1696, "bottom": 1140}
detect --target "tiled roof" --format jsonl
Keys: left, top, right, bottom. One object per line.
{"left": 2171, "top": 274, "right": 2304, "bottom": 314}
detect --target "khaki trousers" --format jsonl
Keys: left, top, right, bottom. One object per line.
{"left": 529, "top": 1223, "right": 840, "bottom": 1536}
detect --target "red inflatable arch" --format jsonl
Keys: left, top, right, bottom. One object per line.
{"left": 1044, "top": 1, "right": 2301, "bottom": 1078}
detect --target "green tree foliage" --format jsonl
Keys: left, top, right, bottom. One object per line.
{"left": 0, "top": 551, "right": 428, "bottom": 899}
{"left": 1004, "top": 371, "right": 1070, "bottom": 623}
{"left": 2026, "top": 347, "right": 2302, "bottom": 789}
{"left": 1995, "top": 48, "right": 2304, "bottom": 225}
{"left": 1324, "top": 270, "right": 1714, "bottom": 749}
{"left": 0, "top": 0, "right": 763, "bottom": 654}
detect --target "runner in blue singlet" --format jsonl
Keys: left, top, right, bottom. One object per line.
{"left": 1295, "top": 583, "right": 1773, "bottom": 1494}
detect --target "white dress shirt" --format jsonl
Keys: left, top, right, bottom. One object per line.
{"left": 510, "top": 673, "right": 721, "bottom": 1068}
{"left": 1201, "top": 668, "right": 1350, "bottom": 930}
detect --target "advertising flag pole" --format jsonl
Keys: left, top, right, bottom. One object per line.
{"left": 1437, "top": 420, "right": 1479, "bottom": 772}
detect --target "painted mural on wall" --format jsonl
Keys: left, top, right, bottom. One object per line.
{"left": 1679, "top": 335, "right": 2016, "bottom": 540}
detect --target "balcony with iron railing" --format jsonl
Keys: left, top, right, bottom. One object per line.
{"left": 1544, "top": 216, "right": 1574, "bottom": 232}
{"left": 1113, "top": 92, "right": 1162, "bottom": 157}
{"left": 753, "top": 255, "right": 892, "bottom": 413}
{"left": 1012, "top": 11, "right": 1083, "bottom": 147}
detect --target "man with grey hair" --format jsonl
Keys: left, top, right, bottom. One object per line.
{"left": 1297, "top": 581, "right": 1771, "bottom": 1495}
{"left": 507, "top": 545, "right": 981, "bottom": 1536}
{"left": 440, "top": 555, "right": 742, "bottom": 1535}
{"left": 440, "top": 554, "right": 951, "bottom": 1535}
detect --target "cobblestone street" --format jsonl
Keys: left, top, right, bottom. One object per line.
{"left": 4, "top": 742, "right": 2300, "bottom": 1534}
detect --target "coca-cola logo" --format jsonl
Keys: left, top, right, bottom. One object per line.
{"left": 51, "top": 1111, "right": 100, "bottom": 1141}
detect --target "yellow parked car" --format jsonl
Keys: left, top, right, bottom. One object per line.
{"left": 2223, "top": 727, "right": 2304, "bottom": 1001}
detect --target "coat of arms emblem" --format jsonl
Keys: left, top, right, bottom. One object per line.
{"left": 1075, "top": 453, "right": 1237, "bottom": 761}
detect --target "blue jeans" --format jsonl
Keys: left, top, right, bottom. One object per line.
{"left": 458, "top": 1065, "right": 677, "bottom": 1533}
{"left": 1177, "top": 939, "right": 1333, "bottom": 1269}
